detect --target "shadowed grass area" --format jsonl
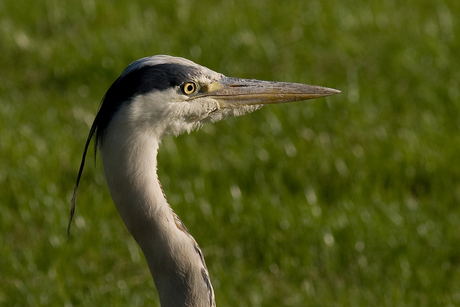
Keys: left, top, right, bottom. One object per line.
{"left": 1, "top": 0, "right": 460, "bottom": 306}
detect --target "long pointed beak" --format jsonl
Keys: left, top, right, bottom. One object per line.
{"left": 204, "top": 77, "right": 340, "bottom": 107}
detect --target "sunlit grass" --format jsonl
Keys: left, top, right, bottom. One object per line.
{"left": 1, "top": 0, "right": 460, "bottom": 306}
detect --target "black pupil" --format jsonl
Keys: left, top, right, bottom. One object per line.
{"left": 186, "top": 84, "right": 194, "bottom": 93}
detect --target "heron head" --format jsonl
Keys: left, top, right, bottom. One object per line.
{"left": 68, "top": 55, "right": 340, "bottom": 238}
{"left": 94, "top": 55, "right": 340, "bottom": 144}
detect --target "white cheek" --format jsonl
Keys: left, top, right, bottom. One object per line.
{"left": 120, "top": 89, "right": 261, "bottom": 140}
{"left": 129, "top": 91, "right": 218, "bottom": 136}
{"left": 165, "top": 98, "right": 219, "bottom": 134}
{"left": 184, "top": 98, "right": 220, "bottom": 119}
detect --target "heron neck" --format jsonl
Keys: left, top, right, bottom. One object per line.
{"left": 100, "top": 127, "right": 215, "bottom": 307}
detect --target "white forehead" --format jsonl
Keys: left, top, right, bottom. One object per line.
{"left": 121, "top": 55, "right": 223, "bottom": 81}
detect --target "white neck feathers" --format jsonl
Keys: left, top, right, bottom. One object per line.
{"left": 99, "top": 104, "right": 215, "bottom": 306}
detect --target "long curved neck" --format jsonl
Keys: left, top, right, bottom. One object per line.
{"left": 100, "top": 124, "right": 215, "bottom": 307}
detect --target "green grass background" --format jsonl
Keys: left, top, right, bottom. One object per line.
{"left": 1, "top": 0, "right": 459, "bottom": 306}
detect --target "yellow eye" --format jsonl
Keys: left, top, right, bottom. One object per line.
{"left": 182, "top": 82, "right": 197, "bottom": 95}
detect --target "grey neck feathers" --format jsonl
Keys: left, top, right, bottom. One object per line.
{"left": 100, "top": 119, "right": 215, "bottom": 307}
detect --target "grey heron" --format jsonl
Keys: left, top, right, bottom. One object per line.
{"left": 68, "top": 55, "right": 339, "bottom": 306}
